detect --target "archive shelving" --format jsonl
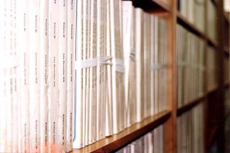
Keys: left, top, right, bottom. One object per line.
{"left": 73, "top": 0, "right": 229, "bottom": 152}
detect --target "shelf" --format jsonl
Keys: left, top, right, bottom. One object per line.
{"left": 224, "top": 13, "right": 230, "bottom": 25}
{"left": 207, "top": 36, "right": 219, "bottom": 48}
{"left": 73, "top": 110, "right": 171, "bottom": 153}
{"left": 224, "top": 82, "right": 230, "bottom": 88}
{"left": 177, "top": 95, "right": 205, "bottom": 116}
{"left": 207, "top": 86, "right": 220, "bottom": 95}
{"left": 224, "top": 47, "right": 230, "bottom": 56}
{"left": 177, "top": 12, "right": 206, "bottom": 39}
{"left": 132, "top": 0, "right": 170, "bottom": 13}
{"left": 210, "top": 0, "right": 218, "bottom": 7}
{"left": 177, "top": 12, "right": 219, "bottom": 48}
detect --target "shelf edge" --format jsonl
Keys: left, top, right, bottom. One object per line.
{"left": 177, "top": 12, "right": 206, "bottom": 39}
{"left": 177, "top": 95, "right": 205, "bottom": 116}
{"left": 73, "top": 110, "right": 171, "bottom": 153}
{"left": 207, "top": 86, "right": 220, "bottom": 95}
{"left": 133, "top": 0, "right": 171, "bottom": 13}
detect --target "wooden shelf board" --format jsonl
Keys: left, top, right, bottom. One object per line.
{"left": 207, "top": 36, "right": 219, "bottom": 48}
{"left": 224, "top": 82, "right": 230, "bottom": 88}
{"left": 177, "top": 95, "right": 205, "bottom": 116}
{"left": 177, "top": 12, "right": 206, "bottom": 39}
{"left": 224, "top": 48, "right": 230, "bottom": 56}
{"left": 73, "top": 110, "right": 171, "bottom": 153}
{"left": 207, "top": 86, "right": 220, "bottom": 95}
{"left": 210, "top": 0, "right": 218, "bottom": 7}
{"left": 177, "top": 12, "right": 219, "bottom": 48}
{"left": 224, "top": 13, "right": 230, "bottom": 25}
{"left": 132, "top": 0, "right": 170, "bottom": 13}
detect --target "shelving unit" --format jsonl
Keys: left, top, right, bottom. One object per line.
{"left": 73, "top": 0, "right": 229, "bottom": 152}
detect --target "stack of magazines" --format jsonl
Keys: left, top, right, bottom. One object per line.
{"left": 177, "top": 24, "right": 205, "bottom": 108}
{"left": 0, "top": 0, "right": 169, "bottom": 152}
{"left": 177, "top": 103, "right": 204, "bottom": 153}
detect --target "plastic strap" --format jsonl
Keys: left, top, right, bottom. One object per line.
{"left": 114, "top": 59, "right": 125, "bottom": 73}
{"left": 75, "top": 56, "right": 112, "bottom": 69}
{"left": 76, "top": 56, "right": 125, "bottom": 73}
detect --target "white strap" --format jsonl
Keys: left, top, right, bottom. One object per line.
{"left": 0, "top": 56, "right": 20, "bottom": 69}
{"left": 99, "top": 56, "right": 112, "bottom": 66}
{"left": 124, "top": 48, "right": 136, "bottom": 59}
{"left": 75, "top": 56, "right": 125, "bottom": 73}
{"left": 80, "top": 58, "right": 98, "bottom": 68}
{"left": 129, "top": 49, "right": 136, "bottom": 60}
{"left": 130, "top": 49, "right": 136, "bottom": 56}
{"left": 75, "top": 56, "right": 112, "bottom": 69}
{"left": 114, "top": 59, "right": 125, "bottom": 73}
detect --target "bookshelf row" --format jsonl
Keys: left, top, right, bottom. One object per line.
{"left": 74, "top": 79, "right": 229, "bottom": 152}
{"left": 138, "top": 0, "right": 229, "bottom": 50}
{"left": 0, "top": 0, "right": 229, "bottom": 152}
{"left": 72, "top": 83, "right": 228, "bottom": 152}
{"left": 76, "top": 0, "right": 229, "bottom": 152}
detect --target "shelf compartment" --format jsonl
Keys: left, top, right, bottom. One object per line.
{"left": 177, "top": 12, "right": 206, "bottom": 39}
{"left": 73, "top": 110, "right": 171, "bottom": 153}
{"left": 177, "top": 95, "right": 205, "bottom": 116}
{"left": 132, "top": 0, "right": 170, "bottom": 13}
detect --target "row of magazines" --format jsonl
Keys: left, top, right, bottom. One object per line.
{"left": 0, "top": 0, "right": 169, "bottom": 152}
